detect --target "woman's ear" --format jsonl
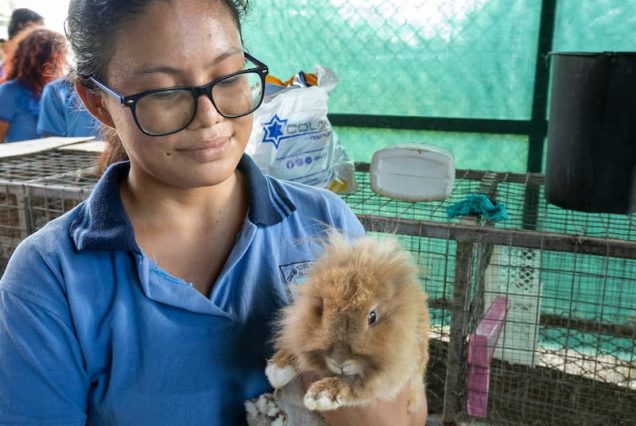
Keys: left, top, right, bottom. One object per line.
{"left": 75, "top": 82, "right": 116, "bottom": 128}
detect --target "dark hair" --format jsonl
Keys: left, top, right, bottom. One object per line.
{"left": 5, "top": 28, "right": 67, "bottom": 98}
{"left": 67, "top": 0, "right": 248, "bottom": 87}
{"left": 66, "top": 0, "right": 249, "bottom": 174}
{"left": 8, "top": 8, "right": 44, "bottom": 39}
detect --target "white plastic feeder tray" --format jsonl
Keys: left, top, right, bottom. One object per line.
{"left": 370, "top": 144, "right": 455, "bottom": 201}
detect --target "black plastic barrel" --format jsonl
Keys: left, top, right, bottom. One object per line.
{"left": 544, "top": 52, "right": 636, "bottom": 214}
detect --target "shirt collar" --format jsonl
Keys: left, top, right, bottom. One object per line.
{"left": 70, "top": 154, "right": 296, "bottom": 252}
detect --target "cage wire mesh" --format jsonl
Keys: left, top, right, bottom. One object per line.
{"left": 0, "top": 150, "right": 99, "bottom": 264}
{"left": 26, "top": 171, "right": 99, "bottom": 233}
{"left": 1, "top": 152, "right": 634, "bottom": 424}
{"left": 478, "top": 247, "right": 636, "bottom": 425}
{"left": 245, "top": 0, "right": 540, "bottom": 120}
{"left": 0, "top": 181, "right": 26, "bottom": 260}
{"left": 341, "top": 165, "right": 636, "bottom": 425}
{"left": 0, "top": 0, "right": 633, "bottom": 424}
{"left": 243, "top": 1, "right": 634, "bottom": 174}
{"left": 242, "top": 0, "right": 544, "bottom": 173}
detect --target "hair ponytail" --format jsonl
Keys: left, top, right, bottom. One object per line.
{"left": 96, "top": 125, "right": 128, "bottom": 177}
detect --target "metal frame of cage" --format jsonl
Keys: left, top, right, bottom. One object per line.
{"left": 24, "top": 170, "right": 98, "bottom": 233}
{"left": 0, "top": 150, "right": 100, "bottom": 264}
{"left": 1, "top": 150, "right": 635, "bottom": 425}
{"left": 0, "top": 180, "right": 29, "bottom": 259}
{"left": 341, "top": 164, "right": 636, "bottom": 425}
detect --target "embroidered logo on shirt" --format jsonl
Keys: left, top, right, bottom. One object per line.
{"left": 279, "top": 260, "right": 314, "bottom": 301}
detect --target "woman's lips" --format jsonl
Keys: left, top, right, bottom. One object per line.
{"left": 176, "top": 137, "right": 231, "bottom": 161}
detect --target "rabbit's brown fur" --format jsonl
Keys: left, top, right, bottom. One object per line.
{"left": 267, "top": 232, "right": 429, "bottom": 412}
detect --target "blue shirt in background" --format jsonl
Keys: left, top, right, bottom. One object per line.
{"left": 0, "top": 80, "right": 40, "bottom": 143}
{"left": 0, "top": 155, "right": 365, "bottom": 425}
{"left": 37, "top": 77, "right": 101, "bottom": 138}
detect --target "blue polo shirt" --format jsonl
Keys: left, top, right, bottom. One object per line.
{"left": 0, "top": 80, "right": 40, "bottom": 143}
{"left": 0, "top": 155, "right": 364, "bottom": 425}
{"left": 37, "top": 78, "right": 100, "bottom": 138}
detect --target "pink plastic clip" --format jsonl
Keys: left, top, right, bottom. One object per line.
{"left": 466, "top": 296, "right": 510, "bottom": 418}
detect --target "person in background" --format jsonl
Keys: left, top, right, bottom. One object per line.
{"left": 37, "top": 76, "right": 101, "bottom": 138}
{"left": 0, "top": 8, "right": 45, "bottom": 80}
{"left": 7, "top": 8, "right": 44, "bottom": 39}
{"left": 0, "top": 28, "right": 67, "bottom": 143}
{"left": 0, "top": 38, "right": 5, "bottom": 67}
{"left": 0, "top": 0, "right": 426, "bottom": 424}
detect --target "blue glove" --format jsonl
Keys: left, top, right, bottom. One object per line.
{"left": 447, "top": 194, "right": 509, "bottom": 222}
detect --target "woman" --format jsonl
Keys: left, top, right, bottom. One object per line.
{"left": 7, "top": 8, "right": 45, "bottom": 40}
{"left": 36, "top": 75, "right": 101, "bottom": 138}
{"left": 0, "top": 0, "right": 426, "bottom": 424}
{"left": 0, "top": 28, "right": 67, "bottom": 143}
{"left": 0, "top": 8, "right": 44, "bottom": 80}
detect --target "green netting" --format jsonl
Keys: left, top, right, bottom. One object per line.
{"left": 334, "top": 127, "right": 528, "bottom": 172}
{"left": 243, "top": 0, "right": 540, "bottom": 119}
{"left": 243, "top": 0, "right": 634, "bottom": 172}
{"left": 244, "top": 0, "right": 633, "bottom": 119}
{"left": 553, "top": 0, "right": 636, "bottom": 52}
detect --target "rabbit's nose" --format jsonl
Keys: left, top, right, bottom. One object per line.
{"left": 325, "top": 357, "right": 345, "bottom": 375}
{"left": 326, "top": 357, "right": 362, "bottom": 377}
{"left": 329, "top": 343, "right": 351, "bottom": 364}
{"left": 326, "top": 344, "right": 356, "bottom": 375}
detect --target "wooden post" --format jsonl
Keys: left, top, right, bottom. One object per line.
{"left": 442, "top": 240, "right": 473, "bottom": 423}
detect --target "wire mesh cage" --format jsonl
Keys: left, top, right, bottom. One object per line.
{"left": 341, "top": 164, "right": 636, "bottom": 425}
{"left": 25, "top": 170, "right": 99, "bottom": 233}
{"left": 0, "top": 181, "right": 27, "bottom": 260}
{"left": 0, "top": 150, "right": 99, "bottom": 264}
{"left": 1, "top": 150, "right": 634, "bottom": 425}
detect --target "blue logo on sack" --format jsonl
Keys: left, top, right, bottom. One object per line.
{"left": 262, "top": 114, "right": 288, "bottom": 148}
{"left": 261, "top": 113, "right": 331, "bottom": 149}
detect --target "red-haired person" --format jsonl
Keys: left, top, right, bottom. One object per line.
{"left": 0, "top": 28, "right": 67, "bottom": 143}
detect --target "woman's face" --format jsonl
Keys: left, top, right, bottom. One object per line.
{"left": 101, "top": 0, "right": 252, "bottom": 189}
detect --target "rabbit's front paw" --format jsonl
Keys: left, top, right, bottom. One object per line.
{"left": 303, "top": 377, "right": 350, "bottom": 411}
{"left": 265, "top": 362, "right": 297, "bottom": 389}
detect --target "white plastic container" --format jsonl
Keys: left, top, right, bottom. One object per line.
{"left": 370, "top": 144, "right": 455, "bottom": 201}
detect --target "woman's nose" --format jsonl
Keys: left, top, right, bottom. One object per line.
{"left": 191, "top": 92, "right": 223, "bottom": 128}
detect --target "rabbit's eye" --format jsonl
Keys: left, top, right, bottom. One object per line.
{"left": 368, "top": 310, "right": 377, "bottom": 326}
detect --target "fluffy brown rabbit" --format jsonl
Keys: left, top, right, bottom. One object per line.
{"left": 265, "top": 231, "right": 430, "bottom": 414}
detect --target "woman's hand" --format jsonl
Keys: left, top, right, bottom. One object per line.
{"left": 302, "top": 375, "right": 428, "bottom": 426}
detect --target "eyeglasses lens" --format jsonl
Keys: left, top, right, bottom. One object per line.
{"left": 134, "top": 69, "right": 264, "bottom": 135}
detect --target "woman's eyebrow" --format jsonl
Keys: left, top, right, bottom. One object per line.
{"left": 134, "top": 48, "right": 244, "bottom": 77}
{"left": 133, "top": 64, "right": 182, "bottom": 76}
{"left": 204, "top": 48, "right": 243, "bottom": 69}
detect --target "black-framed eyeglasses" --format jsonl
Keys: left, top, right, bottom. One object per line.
{"left": 89, "top": 52, "right": 269, "bottom": 136}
